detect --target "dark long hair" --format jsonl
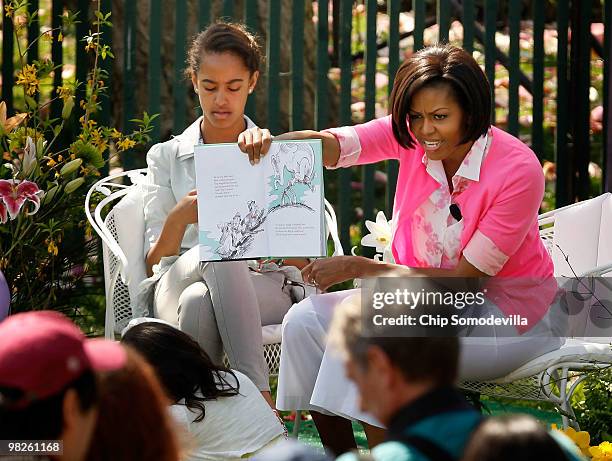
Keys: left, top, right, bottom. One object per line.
{"left": 122, "top": 322, "right": 240, "bottom": 422}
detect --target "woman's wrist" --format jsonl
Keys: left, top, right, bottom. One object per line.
{"left": 349, "top": 256, "right": 384, "bottom": 279}
{"left": 355, "top": 257, "right": 412, "bottom": 279}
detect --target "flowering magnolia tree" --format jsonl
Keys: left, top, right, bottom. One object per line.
{"left": 0, "top": 1, "right": 155, "bottom": 314}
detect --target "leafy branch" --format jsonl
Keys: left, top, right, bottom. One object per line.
{"left": 0, "top": 0, "right": 157, "bottom": 315}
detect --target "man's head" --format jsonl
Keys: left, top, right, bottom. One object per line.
{"left": 329, "top": 295, "right": 460, "bottom": 425}
{"left": 0, "top": 311, "right": 127, "bottom": 461}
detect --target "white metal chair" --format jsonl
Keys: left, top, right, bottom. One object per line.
{"left": 85, "top": 168, "right": 344, "bottom": 380}
{"left": 459, "top": 193, "right": 612, "bottom": 429}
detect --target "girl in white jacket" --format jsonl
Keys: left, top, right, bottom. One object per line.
{"left": 139, "top": 22, "right": 301, "bottom": 407}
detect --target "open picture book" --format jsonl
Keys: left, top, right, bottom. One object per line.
{"left": 194, "top": 139, "right": 326, "bottom": 262}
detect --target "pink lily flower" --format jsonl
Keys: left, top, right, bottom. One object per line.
{"left": 0, "top": 201, "right": 6, "bottom": 224}
{"left": 0, "top": 179, "right": 42, "bottom": 223}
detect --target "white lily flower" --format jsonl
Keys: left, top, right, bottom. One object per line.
{"left": 361, "top": 211, "right": 393, "bottom": 253}
{"left": 22, "top": 136, "right": 37, "bottom": 176}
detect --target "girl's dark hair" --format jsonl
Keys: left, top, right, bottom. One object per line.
{"left": 390, "top": 44, "right": 491, "bottom": 149}
{"left": 462, "top": 415, "right": 569, "bottom": 461}
{"left": 185, "top": 21, "right": 262, "bottom": 77}
{"left": 122, "top": 322, "right": 240, "bottom": 423}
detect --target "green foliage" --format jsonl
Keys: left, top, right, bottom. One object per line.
{"left": 573, "top": 367, "right": 612, "bottom": 444}
{"left": 0, "top": 1, "right": 156, "bottom": 316}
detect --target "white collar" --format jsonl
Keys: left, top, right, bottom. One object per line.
{"left": 421, "top": 129, "right": 491, "bottom": 183}
{"left": 175, "top": 115, "right": 257, "bottom": 159}
{"left": 454, "top": 129, "right": 490, "bottom": 182}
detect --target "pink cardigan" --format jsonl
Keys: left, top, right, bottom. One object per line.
{"left": 350, "top": 116, "right": 553, "bottom": 279}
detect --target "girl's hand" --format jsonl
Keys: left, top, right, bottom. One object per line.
{"left": 169, "top": 189, "right": 198, "bottom": 226}
{"left": 146, "top": 190, "right": 198, "bottom": 275}
{"left": 301, "top": 256, "right": 373, "bottom": 291}
{"left": 238, "top": 127, "right": 273, "bottom": 165}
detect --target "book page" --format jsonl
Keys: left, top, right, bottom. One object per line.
{"left": 263, "top": 140, "right": 325, "bottom": 258}
{"left": 194, "top": 140, "right": 325, "bottom": 261}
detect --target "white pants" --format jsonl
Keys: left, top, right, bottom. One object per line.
{"left": 276, "top": 289, "right": 564, "bottom": 427}
{"left": 154, "top": 247, "right": 293, "bottom": 391}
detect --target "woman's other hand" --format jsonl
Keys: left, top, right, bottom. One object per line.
{"left": 238, "top": 127, "right": 273, "bottom": 165}
{"left": 238, "top": 129, "right": 342, "bottom": 168}
{"left": 301, "top": 256, "right": 377, "bottom": 291}
{"left": 169, "top": 189, "right": 199, "bottom": 226}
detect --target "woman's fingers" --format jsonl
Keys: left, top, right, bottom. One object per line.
{"left": 304, "top": 257, "right": 355, "bottom": 291}
{"left": 301, "top": 261, "right": 314, "bottom": 282}
{"left": 251, "top": 129, "right": 263, "bottom": 164}
{"left": 238, "top": 129, "right": 255, "bottom": 164}
{"left": 302, "top": 259, "right": 334, "bottom": 289}
{"left": 238, "top": 128, "right": 273, "bottom": 165}
{"left": 315, "top": 267, "right": 335, "bottom": 290}
{"left": 318, "top": 280, "right": 331, "bottom": 292}
{"left": 261, "top": 129, "right": 273, "bottom": 156}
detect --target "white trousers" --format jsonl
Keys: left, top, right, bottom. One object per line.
{"left": 276, "top": 289, "right": 564, "bottom": 427}
{"left": 154, "top": 247, "right": 293, "bottom": 391}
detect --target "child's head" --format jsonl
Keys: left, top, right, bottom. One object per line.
{"left": 462, "top": 415, "right": 569, "bottom": 461}
{"left": 86, "top": 348, "right": 180, "bottom": 461}
{"left": 186, "top": 22, "right": 262, "bottom": 132}
{"left": 0, "top": 311, "right": 127, "bottom": 461}
{"left": 122, "top": 322, "right": 239, "bottom": 422}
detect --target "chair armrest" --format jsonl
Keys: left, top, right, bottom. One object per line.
{"left": 85, "top": 169, "right": 148, "bottom": 273}
{"left": 324, "top": 198, "right": 344, "bottom": 256}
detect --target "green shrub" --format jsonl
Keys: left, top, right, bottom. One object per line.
{"left": 574, "top": 366, "right": 612, "bottom": 444}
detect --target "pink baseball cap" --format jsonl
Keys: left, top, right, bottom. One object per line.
{"left": 0, "top": 311, "right": 127, "bottom": 408}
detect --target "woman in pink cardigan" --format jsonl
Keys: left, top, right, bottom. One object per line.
{"left": 241, "top": 44, "right": 561, "bottom": 454}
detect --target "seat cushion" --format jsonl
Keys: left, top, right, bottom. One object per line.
{"left": 496, "top": 338, "right": 612, "bottom": 382}
{"left": 262, "top": 324, "right": 282, "bottom": 345}
{"left": 551, "top": 194, "right": 612, "bottom": 338}
{"left": 597, "top": 194, "right": 612, "bottom": 267}
{"left": 552, "top": 193, "right": 610, "bottom": 277}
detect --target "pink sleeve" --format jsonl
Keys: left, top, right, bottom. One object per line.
{"left": 463, "top": 229, "right": 509, "bottom": 276}
{"left": 475, "top": 155, "right": 544, "bottom": 259}
{"left": 324, "top": 115, "right": 401, "bottom": 169}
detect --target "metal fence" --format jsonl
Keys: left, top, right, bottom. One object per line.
{"left": 2, "top": 0, "right": 611, "bottom": 251}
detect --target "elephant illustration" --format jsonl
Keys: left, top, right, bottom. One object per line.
{"left": 271, "top": 143, "right": 316, "bottom": 206}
